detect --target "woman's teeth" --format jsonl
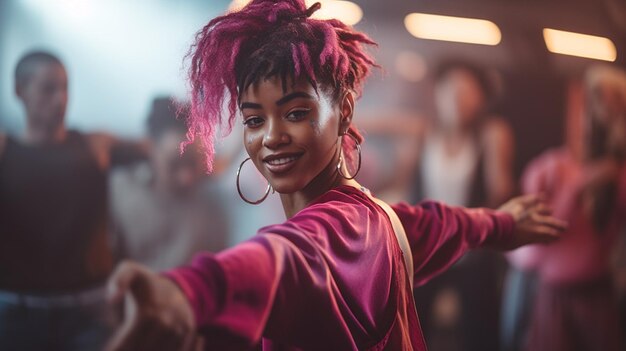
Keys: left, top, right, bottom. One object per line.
{"left": 267, "top": 156, "right": 298, "bottom": 165}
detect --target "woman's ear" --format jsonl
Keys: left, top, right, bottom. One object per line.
{"left": 339, "top": 91, "right": 355, "bottom": 133}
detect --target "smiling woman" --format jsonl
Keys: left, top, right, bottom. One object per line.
{"left": 240, "top": 77, "right": 351, "bottom": 214}
{"left": 104, "top": 1, "right": 567, "bottom": 350}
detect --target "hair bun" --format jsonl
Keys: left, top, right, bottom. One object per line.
{"left": 305, "top": 2, "right": 321, "bottom": 17}
{"left": 268, "top": 0, "right": 321, "bottom": 23}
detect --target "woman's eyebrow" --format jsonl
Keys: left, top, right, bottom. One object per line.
{"left": 240, "top": 92, "right": 313, "bottom": 110}
{"left": 240, "top": 102, "right": 262, "bottom": 110}
{"left": 276, "top": 92, "right": 314, "bottom": 106}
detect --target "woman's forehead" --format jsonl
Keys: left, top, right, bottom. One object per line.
{"left": 241, "top": 75, "right": 320, "bottom": 102}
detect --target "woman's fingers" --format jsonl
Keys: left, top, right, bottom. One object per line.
{"left": 105, "top": 261, "right": 196, "bottom": 351}
{"left": 531, "top": 227, "right": 561, "bottom": 243}
{"left": 105, "top": 262, "right": 158, "bottom": 351}
{"left": 105, "top": 300, "right": 141, "bottom": 351}
{"left": 106, "top": 304, "right": 181, "bottom": 351}
{"left": 183, "top": 334, "right": 205, "bottom": 351}
{"left": 532, "top": 203, "right": 553, "bottom": 216}
{"left": 516, "top": 193, "right": 544, "bottom": 207}
{"left": 107, "top": 261, "right": 143, "bottom": 304}
{"left": 535, "top": 214, "right": 568, "bottom": 232}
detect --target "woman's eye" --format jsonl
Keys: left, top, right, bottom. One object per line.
{"left": 243, "top": 116, "right": 264, "bottom": 128}
{"left": 286, "top": 109, "right": 310, "bottom": 121}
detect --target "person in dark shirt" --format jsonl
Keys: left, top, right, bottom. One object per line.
{"left": 0, "top": 51, "right": 134, "bottom": 350}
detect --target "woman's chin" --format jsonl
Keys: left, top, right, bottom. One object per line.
{"left": 270, "top": 182, "right": 301, "bottom": 195}
{"left": 269, "top": 178, "right": 309, "bottom": 195}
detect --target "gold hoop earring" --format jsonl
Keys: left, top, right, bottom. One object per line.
{"left": 236, "top": 157, "right": 272, "bottom": 205}
{"left": 337, "top": 132, "right": 362, "bottom": 180}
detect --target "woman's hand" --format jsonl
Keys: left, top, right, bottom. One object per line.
{"left": 105, "top": 261, "right": 200, "bottom": 351}
{"left": 497, "top": 194, "right": 567, "bottom": 250}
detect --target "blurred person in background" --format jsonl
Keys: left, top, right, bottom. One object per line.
{"left": 412, "top": 59, "right": 515, "bottom": 209}
{"left": 506, "top": 64, "right": 626, "bottom": 351}
{"left": 0, "top": 51, "right": 132, "bottom": 350}
{"left": 109, "top": 97, "right": 229, "bottom": 271}
{"left": 415, "top": 60, "right": 515, "bottom": 351}
{"left": 357, "top": 60, "right": 515, "bottom": 350}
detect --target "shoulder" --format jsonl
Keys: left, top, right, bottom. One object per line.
{"left": 260, "top": 187, "right": 383, "bottom": 240}
{"left": 527, "top": 147, "right": 569, "bottom": 171}
{"left": 84, "top": 131, "right": 119, "bottom": 169}
{"left": 522, "top": 147, "right": 569, "bottom": 186}
{"left": 481, "top": 117, "right": 514, "bottom": 148}
{"left": 86, "top": 131, "right": 116, "bottom": 149}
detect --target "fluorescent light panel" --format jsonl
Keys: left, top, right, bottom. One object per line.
{"left": 404, "top": 13, "right": 501, "bottom": 46}
{"left": 313, "top": 1, "right": 362, "bottom": 26}
{"left": 228, "top": 0, "right": 363, "bottom": 25}
{"left": 543, "top": 28, "right": 616, "bottom": 62}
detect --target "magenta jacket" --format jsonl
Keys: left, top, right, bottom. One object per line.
{"left": 166, "top": 185, "right": 515, "bottom": 350}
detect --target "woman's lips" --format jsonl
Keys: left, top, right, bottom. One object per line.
{"left": 263, "top": 153, "right": 303, "bottom": 174}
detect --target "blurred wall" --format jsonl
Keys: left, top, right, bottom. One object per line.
{"left": 0, "top": 0, "right": 230, "bottom": 137}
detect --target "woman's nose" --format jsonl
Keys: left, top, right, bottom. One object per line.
{"left": 263, "top": 120, "right": 290, "bottom": 149}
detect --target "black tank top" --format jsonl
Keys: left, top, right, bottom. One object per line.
{"left": 0, "top": 131, "right": 113, "bottom": 293}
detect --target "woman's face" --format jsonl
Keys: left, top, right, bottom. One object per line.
{"left": 434, "top": 68, "right": 485, "bottom": 129}
{"left": 239, "top": 76, "right": 343, "bottom": 194}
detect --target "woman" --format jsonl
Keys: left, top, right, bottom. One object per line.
{"left": 415, "top": 60, "right": 514, "bottom": 208}
{"left": 105, "top": 1, "right": 565, "bottom": 350}
{"left": 507, "top": 64, "right": 626, "bottom": 351}
{"left": 413, "top": 61, "right": 514, "bottom": 351}
{"left": 358, "top": 59, "right": 515, "bottom": 351}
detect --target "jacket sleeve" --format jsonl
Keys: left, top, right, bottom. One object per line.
{"left": 392, "top": 201, "right": 515, "bottom": 287}
{"left": 164, "top": 200, "right": 377, "bottom": 350}
{"left": 165, "top": 230, "right": 321, "bottom": 349}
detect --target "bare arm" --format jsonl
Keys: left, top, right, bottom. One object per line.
{"left": 86, "top": 132, "right": 149, "bottom": 170}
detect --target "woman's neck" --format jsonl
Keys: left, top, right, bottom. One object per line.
{"left": 279, "top": 156, "right": 360, "bottom": 219}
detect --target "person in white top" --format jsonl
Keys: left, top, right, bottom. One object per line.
{"left": 109, "top": 97, "right": 229, "bottom": 271}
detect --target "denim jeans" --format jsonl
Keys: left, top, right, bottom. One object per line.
{"left": 0, "top": 291, "right": 119, "bottom": 351}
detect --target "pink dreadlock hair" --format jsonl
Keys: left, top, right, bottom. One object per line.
{"left": 185, "top": 0, "right": 378, "bottom": 173}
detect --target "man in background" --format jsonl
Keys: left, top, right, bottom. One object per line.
{"left": 0, "top": 51, "right": 124, "bottom": 350}
{"left": 109, "top": 97, "right": 229, "bottom": 271}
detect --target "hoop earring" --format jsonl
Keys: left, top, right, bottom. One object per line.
{"left": 236, "top": 157, "right": 272, "bottom": 205}
{"left": 337, "top": 132, "right": 362, "bottom": 180}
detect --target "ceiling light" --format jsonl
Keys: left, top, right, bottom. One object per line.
{"left": 543, "top": 28, "right": 616, "bottom": 62}
{"left": 404, "top": 13, "right": 501, "bottom": 46}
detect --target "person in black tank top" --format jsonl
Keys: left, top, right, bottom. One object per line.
{"left": 0, "top": 131, "right": 110, "bottom": 292}
{"left": 0, "top": 51, "right": 126, "bottom": 351}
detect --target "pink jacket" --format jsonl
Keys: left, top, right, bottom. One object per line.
{"left": 167, "top": 185, "right": 515, "bottom": 350}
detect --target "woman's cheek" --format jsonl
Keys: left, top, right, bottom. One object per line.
{"left": 243, "top": 131, "right": 262, "bottom": 158}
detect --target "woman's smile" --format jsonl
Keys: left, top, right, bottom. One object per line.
{"left": 262, "top": 151, "right": 304, "bottom": 174}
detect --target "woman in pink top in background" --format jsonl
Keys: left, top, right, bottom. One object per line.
{"left": 508, "top": 64, "right": 626, "bottom": 351}
{"left": 103, "top": 1, "right": 566, "bottom": 350}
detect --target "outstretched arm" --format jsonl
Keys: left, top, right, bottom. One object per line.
{"left": 104, "top": 213, "right": 365, "bottom": 351}
{"left": 392, "top": 195, "right": 565, "bottom": 287}
{"left": 105, "top": 236, "right": 294, "bottom": 351}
